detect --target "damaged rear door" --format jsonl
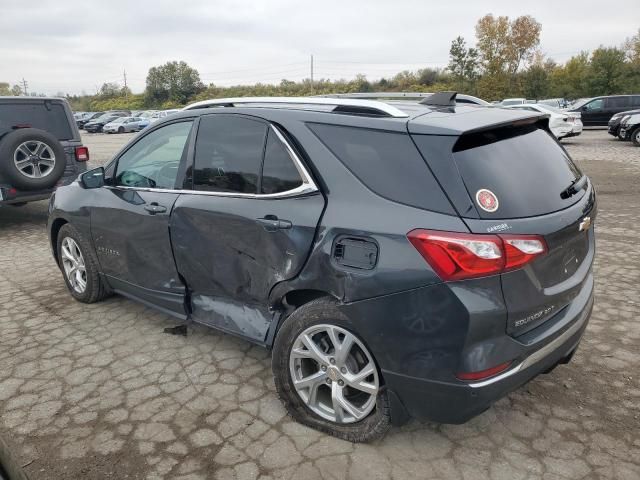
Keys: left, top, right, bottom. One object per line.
{"left": 170, "top": 113, "right": 324, "bottom": 342}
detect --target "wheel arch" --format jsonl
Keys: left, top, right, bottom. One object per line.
{"left": 49, "top": 217, "right": 69, "bottom": 265}
{"left": 265, "top": 288, "right": 340, "bottom": 348}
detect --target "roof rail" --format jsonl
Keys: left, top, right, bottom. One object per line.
{"left": 319, "top": 92, "right": 435, "bottom": 99}
{"left": 182, "top": 97, "right": 409, "bottom": 118}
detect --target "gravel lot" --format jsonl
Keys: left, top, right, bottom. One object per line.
{"left": 0, "top": 130, "right": 639, "bottom": 480}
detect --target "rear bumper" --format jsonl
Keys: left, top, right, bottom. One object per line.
{"left": 0, "top": 187, "right": 52, "bottom": 205}
{"left": 382, "top": 275, "right": 594, "bottom": 424}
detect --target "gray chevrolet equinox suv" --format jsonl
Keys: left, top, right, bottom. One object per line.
{"left": 47, "top": 93, "right": 596, "bottom": 442}
{"left": 0, "top": 97, "right": 88, "bottom": 206}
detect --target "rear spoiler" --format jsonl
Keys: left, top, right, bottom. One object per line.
{"left": 453, "top": 117, "right": 551, "bottom": 152}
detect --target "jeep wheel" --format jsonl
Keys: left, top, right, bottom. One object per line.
{"left": 0, "top": 128, "right": 66, "bottom": 190}
{"left": 272, "top": 298, "right": 390, "bottom": 442}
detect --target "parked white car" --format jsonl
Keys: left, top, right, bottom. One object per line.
{"left": 149, "top": 109, "right": 180, "bottom": 123}
{"left": 103, "top": 116, "right": 145, "bottom": 134}
{"left": 504, "top": 104, "right": 582, "bottom": 139}
{"left": 501, "top": 98, "right": 528, "bottom": 106}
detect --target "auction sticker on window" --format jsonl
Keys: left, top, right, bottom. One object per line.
{"left": 476, "top": 189, "right": 499, "bottom": 213}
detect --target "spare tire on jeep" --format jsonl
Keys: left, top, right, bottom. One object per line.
{"left": 0, "top": 128, "right": 66, "bottom": 190}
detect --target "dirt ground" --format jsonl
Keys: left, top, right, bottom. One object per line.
{"left": 0, "top": 130, "right": 639, "bottom": 480}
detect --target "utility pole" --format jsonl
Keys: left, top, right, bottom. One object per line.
{"left": 21, "top": 78, "right": 28, "bottom": 96}
{"left": 310, "top": 55, "right": 314, "bottom": 95}
{"left": 123, "top": 69, "right": 128, "bottom": 98}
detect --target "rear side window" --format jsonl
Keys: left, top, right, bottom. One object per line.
{"left": 261, "top": 129, "right": 303, "bottom": 194}
{"left": 451, "top": 125, "right": 583, "bottom": 219}
{"left": 308, "top": 123, "right": 453, "bottom": 214}
{"left": 607, "top": 97, "right": 631, "bottom": 108}
{"left": 0, "top": 102, "right": 73, "bottom": 140}
{"left": 633, "top": 96, "right": 640, "bottom": 107}
{"left": 193, "top": 115, "right": 268, "bottom": 193}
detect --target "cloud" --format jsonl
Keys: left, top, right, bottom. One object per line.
{"left": 0, "top": 0, "right": 637, "bottom": 95}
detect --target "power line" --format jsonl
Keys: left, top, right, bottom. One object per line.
{"left": 199, "top": 61, "right": 307, "bottom": 76}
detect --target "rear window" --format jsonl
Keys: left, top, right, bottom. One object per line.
{"left": 0, "top": 102, "right": 73, "bottom": 140}
{"left": 308, "top": 123, "right": 454, "bottom": 214}
{"left": 451, "top": 124, "right": 583, "bottom": 219}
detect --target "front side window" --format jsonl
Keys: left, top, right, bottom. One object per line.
{"left": 193, "top": 115, "right": 268, "bottom": 193}
{"left": 585, "top": 99, "right": 604, "bottom": 111}
{"left": 115, "top": 121, "right": 193, "bottom": 189}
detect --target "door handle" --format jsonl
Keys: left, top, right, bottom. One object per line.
{"left": 144, "top": 202, "right": 167, "bottom": 215}
{"left": 257, "top": 215, "right": 292, "bottom": 232}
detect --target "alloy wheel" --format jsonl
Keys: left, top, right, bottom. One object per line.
{"left": 289, "top": 324, "right": 379, "bottom": 424}
{"left": 61, "top": 237, "right": 87, "bottom": 294}
{"left": 13, "top": 141, "right": 56, "bottom": 179}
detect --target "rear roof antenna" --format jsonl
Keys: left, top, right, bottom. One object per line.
{"left": 420, "top": 91, "right": 457, "bottom": 106}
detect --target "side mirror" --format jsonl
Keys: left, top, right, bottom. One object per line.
{"left": 80, "top": 167, "right": 105, "bottom": 189}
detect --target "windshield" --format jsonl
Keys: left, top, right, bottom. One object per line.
{"left": 110, "top": 117, "right": 127, "bottom": 124}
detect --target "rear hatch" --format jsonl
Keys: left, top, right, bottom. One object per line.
{"left": 410, "top": 116, "right": 596, "bottom": 337}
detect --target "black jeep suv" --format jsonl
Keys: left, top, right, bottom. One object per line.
{"left": 47, "top": 94, "right": 596, "bottom": 441}
{"left": 0, "top": 97, "right": 88, "bottom": 206}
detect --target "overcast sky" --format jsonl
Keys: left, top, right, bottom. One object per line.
{"left": 1, "top": 0, "right": 638, "bottom": 95}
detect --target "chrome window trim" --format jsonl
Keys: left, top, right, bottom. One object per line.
{"left": 109, "top": 124, "right": 318, "bottom": 200}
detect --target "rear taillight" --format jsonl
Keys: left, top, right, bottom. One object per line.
{"left": 407, "top": 229, "right": 547, "bottom": 281}
{"left": 502, "top": 236, "right": 546, "bottom": 270}
{"left": 75, "top": 146, "right": 89, "bottom": 162}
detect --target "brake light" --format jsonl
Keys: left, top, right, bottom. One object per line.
{"left": 407, "top": 230, "right": 547, "bottom": 281}
{"left": 456, "top": 361, "right": 512, "bottom": 381}
{"left": 75, "top": 146, "right": 89, "bottom": 162}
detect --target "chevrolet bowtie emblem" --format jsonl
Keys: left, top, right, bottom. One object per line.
{"left": 579, "top": 216, "right": 592, "bottom": 232}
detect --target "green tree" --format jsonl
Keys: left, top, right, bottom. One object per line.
{"left": 548, "top": 52, "right": 590, "bottom": 99}
{"left": 522, "top": 54, "right": 554, "bottom": 99}
{"left": 447, "top": 36, "right": 479, "bottom": 91}
{"left": 588, "top": 47, "right": 627, "bottom": 95}
{"left": 0, "top": 83, "right": 22, "bottom": 96}
{"left": 145, "top": 61, "right": 204, "bottom": 106}
{"left": 99, "top": 82, "right": 121, "bottom": 98}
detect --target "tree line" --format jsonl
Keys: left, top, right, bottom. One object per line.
{"left": 3, "top": 15, "right": 639, "bottom": 111}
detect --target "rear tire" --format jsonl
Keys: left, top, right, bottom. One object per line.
{"left": 0, "top": 128, "right": 66, "bottom": 190}
{"left": 272, "top": 298, "right": 391, "bottom": 442}
{"left": 57, "top": 224, "right": 111, "bottom": 303}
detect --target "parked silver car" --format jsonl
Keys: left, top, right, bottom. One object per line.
{"left": 103, "top": 116, "right": 144, "bottom": 134}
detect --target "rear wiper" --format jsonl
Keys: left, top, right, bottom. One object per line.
{"left": 560, "top": 175, "right": 588, "bottom": 199}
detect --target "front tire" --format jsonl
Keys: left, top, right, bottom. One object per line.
{"left": 57, "top": 224, "right": 110, "bottom": 303}
{"left": 118, "top": 126, "right": 124, "bottom": 134}
{"left": 272, "top": 298, "right": 391, "bottom": 442}
{"left": 632, "top": 127, "right": 640, "bottom": 147}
